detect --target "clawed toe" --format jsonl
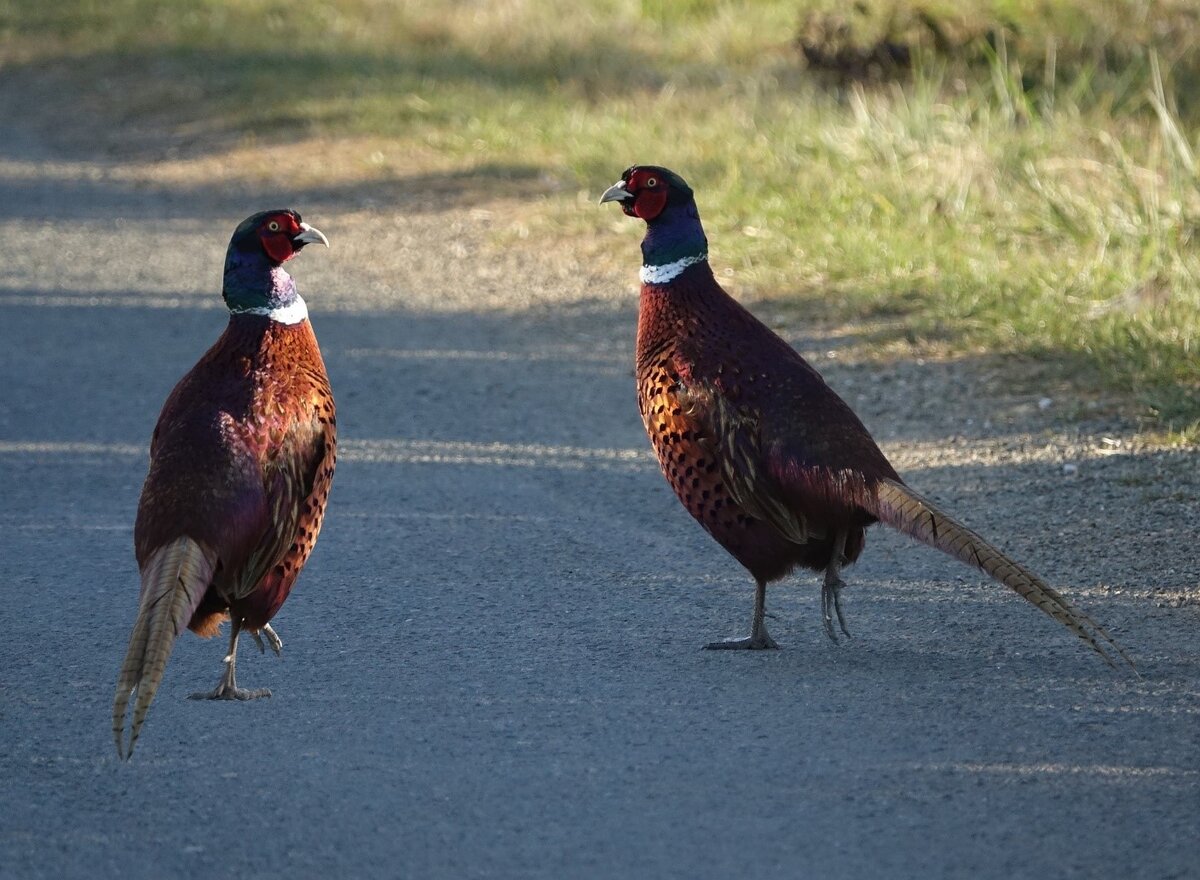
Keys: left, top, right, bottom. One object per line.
{"left": 821, "top": 576, "right": 852, "bottom": 644}
{"left": 704, "top": 632, "right": 780, "bottom": 650}
{"left": 190, "top": 620, "right": 275, "bottom": 702}
{"left": 188, "top": 685, "right": 271, "bottom": 701}
{"left": 250, "top": 623, "right": 283, "bottom": 657}
{"left": 706, "top": 578, "right": 782, "bottom": 650}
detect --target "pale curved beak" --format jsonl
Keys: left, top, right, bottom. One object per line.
{"left": 293, "top": 222, "right": 330, "bottom": 248}
{"left": 599, "top": 180, "right": 633, "bottom": 204}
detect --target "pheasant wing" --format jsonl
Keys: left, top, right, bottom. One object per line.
{"left": 230, "top": 410, "right": 332, "bottom": 602}
{"left": 679, "top": 379, "right": 817, "bottom": 546}
{"left": 679, "top": 347, "right": 899, "bottom": 542}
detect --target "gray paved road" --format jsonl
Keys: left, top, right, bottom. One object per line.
{"left": 1, "top": 121, "right": 1198, "bottom": 879}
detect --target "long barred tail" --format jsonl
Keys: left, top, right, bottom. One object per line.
{"left": 869, "top": 478, "right": 1134, "bottom": 669}
{"left": 112, "top": 537, "right": 217, "bottom": 759}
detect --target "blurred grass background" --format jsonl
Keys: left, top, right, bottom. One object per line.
{"left": 2, "top": 0, "right": 1199, "bottom": 432}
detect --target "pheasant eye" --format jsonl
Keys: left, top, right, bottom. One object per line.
{"left": 268, "top": 221, "right": 280, "bottom": 232}
{"left": 646, "top": 177, "right": 658, "bottom": 188}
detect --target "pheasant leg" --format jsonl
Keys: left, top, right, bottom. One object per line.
{"left": 822, "top": 530, "right": 852, "bottom": 643}
{"left": 189, "top": 621, "right": 272, "bottom": 701}
{"left": 705, "top": 578, "right": 779, "bottom": 650}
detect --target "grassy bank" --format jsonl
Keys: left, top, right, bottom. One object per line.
{"left": 2, "top": 0, "right": 1199, "bottom": 429}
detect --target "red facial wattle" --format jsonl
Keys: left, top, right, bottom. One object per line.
{"left": 632, "top": 188, "right": 668, "bottom": 221}
{"left": 261, "top": 233, "right": 295, "bottom": 264}
{"left": 258, "top": 214, "right": 303, "bottom": 263}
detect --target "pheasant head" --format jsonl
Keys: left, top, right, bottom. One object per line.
{"left": 223, "top": 209, "right": 329, "bottom": 322}
{"left": 600, "top": 165, "right": 708, "bottom": 284}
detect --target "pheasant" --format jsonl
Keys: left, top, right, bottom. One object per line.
{"left": 601, "top": 165, "right": 1131, "bottom": 666}
{"left": 112, "top": 210, "right": 337, "bottom": 759}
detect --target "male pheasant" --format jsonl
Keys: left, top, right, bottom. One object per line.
{"left": 601, "top": 165, "right": 1130, "bottom": 666}
{"left": 112, "top": 210, "right": 337, "bottom": 759}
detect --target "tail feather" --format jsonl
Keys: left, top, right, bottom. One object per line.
{"left": 112, "top": 537, "right": 217, "bottom": 759}
{"left": 870, "top": 478, "right": 1133, "bottom": 669}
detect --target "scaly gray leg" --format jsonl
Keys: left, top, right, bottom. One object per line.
{"left": 189, "top": 620, "right": 272, "bottom": 701}
{"left": 250, "top": 623, "right": 283, "bottom": 656}
{"left": 705, "top": 578, "right": 780, "bottom": 650}
{"left": 822, "top": 530, "right": 852, "bottom": 643}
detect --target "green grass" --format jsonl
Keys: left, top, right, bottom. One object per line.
{"left": 3, "top": 0, "right": 1200, "bottom": 430}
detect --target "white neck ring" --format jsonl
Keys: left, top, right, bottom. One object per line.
{"left": 231, "top": 295, "right": 309, "bottom": 325}
{"left": 640, "top": 254, "right": 707, "bottom": 285}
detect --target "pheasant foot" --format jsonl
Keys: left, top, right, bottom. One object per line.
{"left": 821, "top": 576, "right": 852, "bottom": 643}
{"left": 250, "top": 623, "right": 283, "bottom": 656}
{"left": 704, "top": 629, "right": 780, "bottom": 650}
{"left": 188, "top": 652, "right": 271, "bottom": 700}
{"left": 189, "top": 683, "right": 271, "bottom": 701}
{"left": 188, "top": 619, "right": 271, "bottom": 700}
{"left": 705, "top": 578, "right": 779, "bottom": 649}
{"left": 822, "top": 532, "right": 852, "bottom": 643}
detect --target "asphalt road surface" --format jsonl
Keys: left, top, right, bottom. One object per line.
{"left": 1, "top": 115, "right": 1198, "bottom": 879}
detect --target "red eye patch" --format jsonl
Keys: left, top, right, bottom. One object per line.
{"left": 633, "top": 188, "right": 668, "bottom": 221}
{"left": 261, "top": 232, "right": 294, "bottom": 263}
